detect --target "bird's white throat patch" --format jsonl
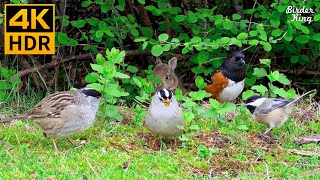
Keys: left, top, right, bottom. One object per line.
{"left": 218, "top": 79, "right": 244, "bottom": 103}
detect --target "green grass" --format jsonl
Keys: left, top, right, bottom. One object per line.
{"left": 1, "top": 101, "right": 319, "bottom": 179}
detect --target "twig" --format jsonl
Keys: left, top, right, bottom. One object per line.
{"left": 85, "top": 158, "right": 100, "bottom": 179}
{"left": 109, "top": 141, "right": 137, "bottom": 156}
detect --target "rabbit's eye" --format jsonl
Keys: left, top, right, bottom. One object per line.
{"left": 165, "top": 74, "right": 169, "bottom": 80}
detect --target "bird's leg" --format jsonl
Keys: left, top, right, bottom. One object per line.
{"left": 67, "top": 138, "right": 75, "bottom": 147}
{"left": 151, "top": 136, "right": 159, "bottom": 150}
{"left": 171, "top": 136, "right": 177, "bottom": 149}
{"left": 52, "top": 138, "right": 58, "bottom": 155}
{"left": 263, "top": 127, "right": 273, "bottom": 135}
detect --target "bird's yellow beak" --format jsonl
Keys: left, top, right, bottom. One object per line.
{"left": 163, "top": 98, "right": 170, "bottom": 106}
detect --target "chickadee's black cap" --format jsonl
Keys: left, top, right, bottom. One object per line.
{"left": 81, "top": 88, "right": 102, "bottom": 98}
{"left": 157, "top": 89, "right": 173, "bottom": 100}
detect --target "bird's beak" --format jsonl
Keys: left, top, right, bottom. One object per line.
{"left": 163, "top": 98, "right": 170, "bottom": 107}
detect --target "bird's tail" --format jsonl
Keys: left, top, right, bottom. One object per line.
{"left": 286, "top": 89, "right": 317, "bottom": 107}
{"left": 0, "top": 115, "right": 28, "bottom": 123}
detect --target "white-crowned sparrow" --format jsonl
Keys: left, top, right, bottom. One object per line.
{"left": 144, "top": 89, "right": 185, "bottom": 148}
{"left": 1, "top": 87, "right": 103, "bottom": 154}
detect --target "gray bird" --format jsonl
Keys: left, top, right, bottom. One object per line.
{"left": 245, "top": 89, "right": 316, "bottom": 136}
{"left": 144, "top": 89, "right": 185, "bottom": 148}
{"left": 1, "top": 87, "right": 103, "bottom": 155}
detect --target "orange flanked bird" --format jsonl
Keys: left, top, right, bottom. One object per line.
{"left": 205, "top": 51, "right": 246, "bottom": 103}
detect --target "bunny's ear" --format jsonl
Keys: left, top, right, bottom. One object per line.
{"left": 156, "top": 57, "right": 163, "bottom": 64}
{"left": 168, "top": 57, "right": 177, "bottom": 70}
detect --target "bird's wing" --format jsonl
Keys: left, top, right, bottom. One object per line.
{"left": 257, "top": 98, "right": 292, "bottom": 114}
{"left": 204, "top": 71, "right": 228, "bottom": 99}
{"left": 27, "top": 91, "right": 75, "bottom": 118}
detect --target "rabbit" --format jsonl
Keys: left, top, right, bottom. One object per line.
{"left": 153, "top": 57, "right": 186, "bottom": 94}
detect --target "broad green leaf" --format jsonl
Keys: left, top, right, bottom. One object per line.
{"left": 271, "top": 29, "right": 283, "bottom": 37}
{"left": 277, "top": 73, "right": 290, "bottom": 85}
{"left": 141, "top": 41, "right": 148, "bottom": 50}
{"left": 127, "top": 66, "right": 138, "bottom": 73}
{"left": 190, "top": 90, "right": 207, "bottom": 101}
{"left": 253, "top": 68, "right": 267, "bottom": 78}
{"left": 290, "top": 56, "right": 299, "bottom": 63}
{"left": 151, "top": 45, "right": 163, "bottom": 57}
{"left": 223, "top": 19, "right": 233, "bottom": 30}
{"left": 300, "top": 26, "right": 310, "bottom": 34}
{"left": 195, "top": 76, "right": 207, "bottom": 89}
{"left": 217, "top": 103, "right": 236, "bottom": 114}
{"left": 189, "top": 124, "right": 200, "bottom": 131}
{"left": 209, "top": 99, "right": 220, "bottom": 108}
{"left": 232, "top": 14, "right": 241, "bottom": 20}
{"left": 237, "top": 125, "right": 249, "bottom": 131}
{"left": 71, "top": 20, "right": 86, "bottom": 28}
{"left": 273, "top": 88, "right": 288, "bottom": 98}
{"left": 158, "top": 33, "right": 169, "bottom": 41}
{"left": 263, "top": 42, "right": 272, "bottom": 51}
{"left": 87, "top": 83, "right": 103, "bottom": 92}
{"left": 242, "top": 90, "right": 255, "bottom": 100}
{"left": 132, "top": 77, "right": 142, "bottom": 88}
{"left": 81, "top": 0, "right": 92, "bottom": 7}
{"left": 85, "top": 72, "right": 99, "bottom": 83}
{"left": 251, "top": 85, "right": 268, "bottom": 95}
{"left": 91, "top": 64, "right": 104, "bottom": 74}
{"left": 237, "top": 32, "right": 248, "bottom": 40}
{"left": 182, "top": 111, "right": 194, "bottom": 123}
{"left": 175, "top": 15, "right": 186, "bottom": 22}
{"left": 267, "top": 71, "right": 279, "bottom": 82}
{"left": 137, "top": 0, "right": 145, "bottom": 4}
{"left": 249, "top": 40, "right": 259, "bottom": 45}
{"left": 295, "top": 35, "right": 310, "bottom": 44}
{"left": 130, "top": 29, "right": 139, "bottom": 37}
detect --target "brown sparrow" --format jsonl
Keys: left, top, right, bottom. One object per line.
{"left": 1, "top": 87, "right": 103, "bottom": 155}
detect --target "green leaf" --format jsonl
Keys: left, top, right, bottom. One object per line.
{"left": 209, "top": 99, "right": 220, "bottom": 108}
{"left": 242, "top": 90, "right": 255, "bottom": 100}
{"left": 187, "top": 12, "right": 198, "bottom": 23}
{"left": 270, "top": 19, "right": 280, "bottom": 27}
{"left": 190, "top": 90, "right": 207, "bottom": 101}
{"left": 137, "top": 0, "right": 145, "bottom": 4}
{"left": 249, "top": 40, "right": 259, "bottom": 45}
{"left": 300, "top": 26, "right": 310, "bottom": 34}
{"left": 189, "top": 124, "right": 200, "bottom": 131}
{"left": 295, "top": 35, "right": 310, "bottom": 44}
{"left": 71, "top": 20, "right": 86, "bottom": 28}
{"left": 95, "top": 30, "right": 104, "bottom": 38}
{"left": 220, "top": 37, "right": 231, "bottom": 44}
{"left": 81, "top": 0, "right": 92, "bottom": 7}
{"left": 223, "top": 19, "right": 233, "bottom": 30}
{"left": 263, "top": 42, "right": 272, "bottom": 51}
{"left": 253, "top": 68, "right": 267, "bottom": 78}
{"left": 158, "top": 33, "right": 169, "bottom": 41}
{"left": 85, "top": 72, "right": 99, "bottom": 83}
{"left": 130, "top": 29, "right": 139, "bottom": 37}
{"left": 191, "top": 67, "right": 205, "bottom": 74}
{"left": 267, "top": 71, "right": 279, "bottom": 82}
{"left": 127, "top": 66, "right": 138, "bottom": 73}
{"left": 151, "top": 45, "right": 163, "bottom": 57}
{"left": 273, "top": 88, "right": 288, "bottom": 98}
{"left": 232, "top": 14, "right": 241, "bottom": 20}
{"left": 195, "top": 76, "right": 207, "bottom": 89}
{"left": 271, "top": 29, "right": 283, "bottom": 37}
{"left": 314, "top": 14, "right": 320, "bottom": 21}
{"left": 175, "top": 15, "right": 186, "bottom": 22}
{"left": 251, "top": 85, "right": 268, "bottom": 95}
{"left": 134, "top": 37, "right": 147, "bottom": 42}
{"left": 217, "top": 103, "right": 236, "bottom": 114}
{"left": 286, "top": 89, "right": 296, "bottom": 98}
{"left": 237, "top": 125, "right": 249, "bottom": 131}
{"left": 91, "top": 64, "right": 104, "bottom": 74}
{"left": 313, "top": 34, "right": 320, "bottom": 41}
{"left": 182, "top": 111, "right": 194, "bottom": 123}
{"left": 290, "top": 56, "right": 299, "bottom": 63}
{"left": 277, "top": 73, "right": 290, "bottom": 85}
{"left": 87, "top": 83, "right": 103, "bottom": 92}
{"left": 57, "top": 32, "right": 68, "bottom": 44}
{"left": 237, "top": 33, "right": 248, "bottom": 40}
{"left": 141, "top": 41, "right": 148, "bottom": 50}
{"left": 214, "top": 15, "right": 223, "bottom": 25}
{"left": 132, "top": 77, "right": 142, "bottom": 88}
{"left": 141, "top": 27, "right": 153, "bottom": 38}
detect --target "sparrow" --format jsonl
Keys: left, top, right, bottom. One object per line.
{"left": 144, "top": 89, "right": 185, "bottom": 148}
{"left": 245, "top": 89, "right": 316, "bottom": 136}
{"left": 1, "top": 87, "right": 103, "bottom": 155}
{"left": 205, "top": 51, "right": 246, "bottom": 103}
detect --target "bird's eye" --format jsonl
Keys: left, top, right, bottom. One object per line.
{"left": 231, "top": 57, "right": 236, "bottom": 61}
{"left": 165, "top": 74, "right": 169, "bottom": 80}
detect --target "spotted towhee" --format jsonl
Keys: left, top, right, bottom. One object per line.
{"left": 205, "top": 51, "right": 246, "bottom": 103}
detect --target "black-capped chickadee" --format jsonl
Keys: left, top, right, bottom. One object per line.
{"left": 245, "top": 89, "right": 317, "bottom": 135}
